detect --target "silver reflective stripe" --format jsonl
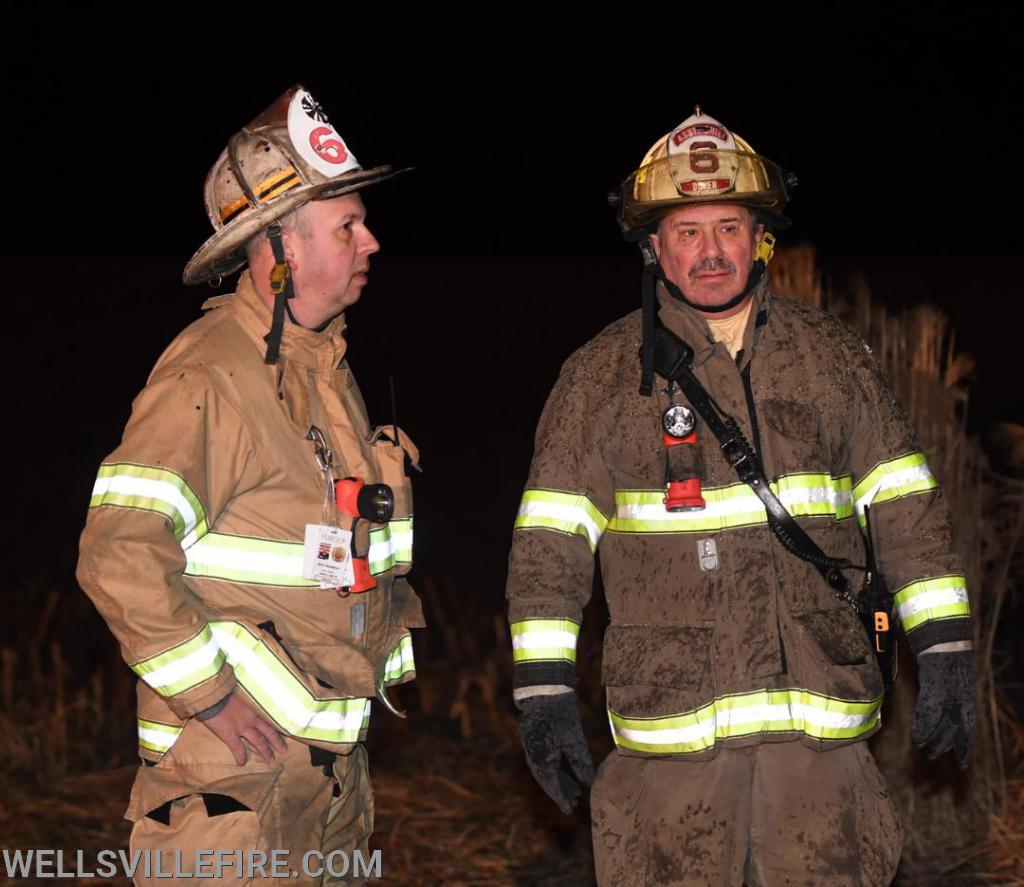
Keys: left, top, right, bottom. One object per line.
{"left": 515, "top": 490, "right": 609, "bottom": 553}
{"left": 610, "top": 472, "right": 853, "bottom": 534}
{"left": 209, "top": 621, "right": 370, "bottom": 744}
{"left": 853, "top": 452, "right": 937, "bottom": 524}
{"left": 131, "top": 625, "right": 226, "bottom": 697}
{"left": 510, "top": 618, "right": 580, "bottom": 663}
{"left": 138, "top": 718, "right": 183, "bottom": 754}
{"left": 382, "top": 635, "right": 415, "bottom": 685}
{"left": 91, "top": 463, "right": 208, "bottom": 547}
{"left": 608, "top": 687, "right": 882, "bottom": 755}
{"left": 894, "top": 575, "right": 970, "bottom": 631}
{"left": 184, "top": 532, "right": 316, "bottom": 587}
{"left": 368, "top": 518, "right": 414, "bottom": 575}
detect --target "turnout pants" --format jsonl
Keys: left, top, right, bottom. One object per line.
{"left": 591, "top": 740, "right": 902, "bottom": 886}
{"left": 125, "top": 719, "right": 373, "bottom": 885}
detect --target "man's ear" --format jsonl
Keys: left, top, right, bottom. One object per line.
{"left": 648, "top": 230, "right": 662, "bottom": 260}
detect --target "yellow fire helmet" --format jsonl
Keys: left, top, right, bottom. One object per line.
{"left": 612, "top": 107, "right": 794, "bottom": 239}
{"left": 184, "top": 84, "right": 409, "bottom": 286}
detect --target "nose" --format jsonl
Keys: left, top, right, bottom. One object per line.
{"left": 699, "top": 228, "right": 723, "bottom": 260}
{"left": 360, "top": 224, "right": 381, "bottom": 257}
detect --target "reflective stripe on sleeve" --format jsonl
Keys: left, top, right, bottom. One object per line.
{"left": 608, "top": 688, "right": 882, "bottom": 755}
{"left": 91, "top": 462, "right": 209, "bottom": 547}
{"left": 137, "top": 718, "right": 184, "bottom": 754}
{"left": 514, "top": 490, "right": 609, "bottom": 553}
{"left": 210, "top": 621, "right": 370, "bottom": 744}
{"left": 609, "top": 472, "right": 853, "bottom": 534}
{"left": 853, "top": 452, "right": 938, "bottom": 524}
{"left": 510, "top": 618, "right": 580, "bottom": 663}
{"left": 130, "top": 624, "right": 226, "bottom": 696}
{"left": 382, "top": 635, "right": 415, "bottom": 686}
{"left": 894, "top": 575, "right": 970, "bottom": 632}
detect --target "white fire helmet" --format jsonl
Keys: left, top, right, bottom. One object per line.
{"left": 184, "top": 84, "right": 408, "bottom": 285}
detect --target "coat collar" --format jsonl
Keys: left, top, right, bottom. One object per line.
{"left": 656, "top": 275, "right": 774, "bottom": 369}
{"left": 227, "top": 270, "right": 349, "bottom": 371}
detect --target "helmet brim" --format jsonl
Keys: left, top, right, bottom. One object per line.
{"left": 183, "top": 164, "right": 411, "bottom": 285}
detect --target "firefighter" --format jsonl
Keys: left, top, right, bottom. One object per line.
{"left": 507, "top": 109, "right": 976, "bottom": 885}
{"left": 77, "top": 85, "right": 424, "bottom": 885}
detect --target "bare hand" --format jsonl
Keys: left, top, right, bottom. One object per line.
{"left": 199, "top": 693, "right": 288, "bottom": 765}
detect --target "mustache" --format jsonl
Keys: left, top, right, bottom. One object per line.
{"left": 689, "top": 257, "right": 736, "bottom": 278}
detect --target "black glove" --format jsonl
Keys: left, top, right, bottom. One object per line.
{"left": 910, "top": 650, "right": 977, "bottom": 769}
{"left": 516, "top": 692, "right": 595, "bottom": 814}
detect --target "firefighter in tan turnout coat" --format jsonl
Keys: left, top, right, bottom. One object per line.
{"left": 507, "top": 110, "right": 976, "bottom": 885}
{"left": 77, "top": 86, "right": 423, "bottom": 884}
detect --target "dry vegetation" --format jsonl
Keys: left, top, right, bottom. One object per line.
{"left": 1, "top": 248, "right": 1021, "bottom": 885}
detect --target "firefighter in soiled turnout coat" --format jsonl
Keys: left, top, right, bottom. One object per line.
{"left": 77, "top": 86, "right": 423, "bottom": 884}
{"left": 507, "top": 110, "right": 977, "bottom": 885}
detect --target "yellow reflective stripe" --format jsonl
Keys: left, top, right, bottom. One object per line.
{"left": 515, "top": 490, "right": 609, "bottom": 552}
{"left": 382, "top": 635, "right": 415, "bottom": 686}
{"left": 137, "top": 718, "right": 184, "bottom": 754}
{"left": 894, "top": 575, "right": 970, "bottom": 631}
{"left": 608, "top": 688, "right": 882, "bottom": 755}
{"left": 91, "top": 462, "right": 209, "bottom": 546}
{"left": 130, "top": 625, "right": 226, "bottom": 696}
{"left": 368, "top": 518, "right": 414, "bottom": 575}
{"left": 210, "top": 621, "right": 370, "bottom": 744}
{"left": 510, "top": 618, "right": 580, "bottom": 663}
{"left": 609, "top": 472, "right": 853, "bottom": 534}
{"left": 184, "top": 532, "right": 316, "bottom": 587}
{"left": 853, "top": 453, "right": 938, "bottom": 524}
{"left": 184, "top": 523, "right": 413, "bottom": 585}
{"left": 390, "top": 517, "right": 414, "bottom": 564}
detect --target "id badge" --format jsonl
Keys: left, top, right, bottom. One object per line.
{"left": 302, "top": 524, "right": 356, "bottom": 588}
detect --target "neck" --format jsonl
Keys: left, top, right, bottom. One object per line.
{"left": 697, "top": 292, "right": 754, "bottom": 320}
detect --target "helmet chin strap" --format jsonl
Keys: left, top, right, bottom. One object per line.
{"left": 637, "top": 233, "right": 775, "bottom": 396}
{"left": 263, "top": 222, "right": 297, "bottom": 365}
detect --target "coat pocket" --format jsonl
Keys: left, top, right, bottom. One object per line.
{"left": 791, "top": 607, "right": 884, "bottom": 702}
{"left": 760, "top": 397, "right": 827, "bottom": 476}
{"left": 602, "top": 623, "right": 715, "bottom": 718}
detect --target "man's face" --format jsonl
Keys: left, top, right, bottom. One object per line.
{"left": 286, "top": 193, "right": 380, "bottom": 326}
{"left": 648, "top": 204, "right": 764, "bottom": 313}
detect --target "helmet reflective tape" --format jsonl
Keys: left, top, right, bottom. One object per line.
{"left": 218, "top": 167, "right": 302, "bottom": 224}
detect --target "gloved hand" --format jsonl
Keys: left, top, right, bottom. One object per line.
{"left": 516, "top": 692, "right": 595, "bottom": 813}
{"left": 910, "top": 650, "right": 977, "bottom": 769}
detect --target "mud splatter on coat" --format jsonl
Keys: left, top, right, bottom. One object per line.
{"left": 507, "top": 281, "right": 971, "bottom": 757}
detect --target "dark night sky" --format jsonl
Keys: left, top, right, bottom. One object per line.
{"left": 3, "top": 17, "right": 1022, "bottom": 602}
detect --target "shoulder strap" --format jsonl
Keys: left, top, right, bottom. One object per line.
{"left": 650, "top": 324, "right": 862, "bottom": 610}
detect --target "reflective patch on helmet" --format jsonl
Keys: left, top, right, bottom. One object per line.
{"left": 668, "top": 110, "right": 737, "bottom": 155}
{"left": 287, "top": 88, "right": 361, "bottom": 177}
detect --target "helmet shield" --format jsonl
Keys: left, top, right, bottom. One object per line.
{"left": 618, "top": 148, "right": 791, "bottom": 235}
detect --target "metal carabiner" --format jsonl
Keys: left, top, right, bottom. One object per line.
{"left": 307, "top": 425, "right": 333, "bottom": 472}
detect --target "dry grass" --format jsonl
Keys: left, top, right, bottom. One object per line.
{"left": 771, "top": 248, "right": 1024, "bottom": 883}
{"left": 0, "top": 249, "right": 1020, "bottom": 884}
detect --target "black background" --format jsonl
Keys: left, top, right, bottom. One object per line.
{"left": 3, "top": 16, "right": 1022, "bottom": 638}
